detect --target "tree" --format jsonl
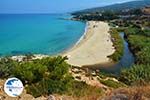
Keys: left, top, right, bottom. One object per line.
{"left": 0, "top": 58, "right": 18, "bottom": 78}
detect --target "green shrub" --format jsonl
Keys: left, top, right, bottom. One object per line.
{"left": 124, "top": 27, "right": 142, "bottom": 36}
{"left": 27, "top": 77, "right": 73, "bottom": 97}
{"left": 143, "top": 29, "right": 150, "bottom": 37}
{"left": 119, "top": 64, "right": 150, "bottom": 85}
{"left": 108, "top": 28, "right": 124, "bottom": 61}
{"left": 127, "top": 34, "right": 150, "bottom": 64}
{"left": 0, "top": 58, "right": 18, "bottom": 78}
{"left": 99, "top": 72, "right": 116, "bottom": 79}
{"left": 120, "top": 27, "right": 150, "bottom": 85}
{"left": 99, "top": 79, "right": 126, "bottom": 88}
{"left": 0, "top": 56, "right": 76, "bottom": 97}
{"left": 13, "top": 61, "right": 48, "bottom": 84}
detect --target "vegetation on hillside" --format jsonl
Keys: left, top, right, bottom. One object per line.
{"left": 120, "top": 64, "right": 150, "bottom": 85}
{"left": 99, "top": 79, "right": 126, "bottom": 89}
{"left": 0, "top": 58, "right": 18, "bottom": 78}
{"left": 108, "top": 28, "right": 124, "bottom": 62}
{"left": 73, "top": 11, "right": 118, "bottom": 21}
{"left": 118, "top": 24, "right": 150, "bottom": 85}
{"left": 72, "top": 0, "right": 150, "bottom": 15}
{"left": 73, "top": 4, "right": 150, "bottom": 88}
{"left": 124, "top": 26, "right": 150, "bottom": 64}
{"left": 0, "top": 56, "right": 102, "bottom": 98}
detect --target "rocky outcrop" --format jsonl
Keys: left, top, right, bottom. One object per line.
{"left": 142, "top": 6, "right": 150, "bottom": 15}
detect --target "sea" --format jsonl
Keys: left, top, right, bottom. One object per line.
{"left": 0, "top": 14, "right": 86, "bottom": 56}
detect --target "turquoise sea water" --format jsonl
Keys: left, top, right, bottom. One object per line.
{"left": 0, "top": 14, "right": 86, "bottom": 56}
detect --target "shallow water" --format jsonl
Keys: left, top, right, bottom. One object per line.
{"left": 0, "top": 14, "right": 86, "bottom": 56}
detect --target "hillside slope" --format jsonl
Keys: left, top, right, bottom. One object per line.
{"left": 72, "top": 0, "right": 150, "bottom": 14}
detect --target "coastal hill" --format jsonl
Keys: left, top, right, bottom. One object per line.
{"left": 72, "top": 0, "right": 150, "bottom": 15}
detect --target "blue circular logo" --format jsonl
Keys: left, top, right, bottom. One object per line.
{"left": 4, "top": 77, "right": 24, "bottom": 97}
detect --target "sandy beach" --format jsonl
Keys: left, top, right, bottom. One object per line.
{"left": 64, "top": 21, "right": 115, "bottom": 67}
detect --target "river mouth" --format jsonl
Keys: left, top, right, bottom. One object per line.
{"left": 83, "top": 32, "right": 135, "bottom": 75}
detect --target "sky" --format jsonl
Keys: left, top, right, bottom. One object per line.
{"left": 0, "top": 0, "right": 136, "bottom": 14}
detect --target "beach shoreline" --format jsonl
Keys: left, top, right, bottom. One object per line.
{"left": 1, "top": 21, "right": 115, "bottom": 68}
{"left": 61, "top": 21, "right": 89, "bottom": 55}
{"left": 63, "top": 21, "right": 115, "bottom": 67}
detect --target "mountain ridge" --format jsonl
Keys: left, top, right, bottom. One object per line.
{"left": 72, "top": 0, "right": 150, "bottom": 14}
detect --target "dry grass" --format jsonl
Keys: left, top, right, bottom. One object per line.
{"left": 103, "top": 84, "right": 150, "bottom": 100}
{"left": 1, "top": 78, "right": 150, "bottom": 100}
